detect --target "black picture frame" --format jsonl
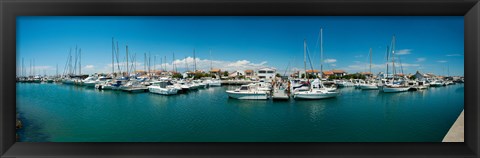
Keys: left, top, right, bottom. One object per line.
{"left": 1, "top": 0, "right": 479, "bottom": 157}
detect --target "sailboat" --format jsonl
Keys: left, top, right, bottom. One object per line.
{"left": 293, "top": 34, "right": 339, "bottom": 99}
{"left": 360, "top": 48, "right": 379, "bottom": 90}
{"left": 382, "top": 35, "right": 410, "bottom": 93}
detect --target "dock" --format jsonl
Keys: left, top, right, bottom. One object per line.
{"left": 272, "top": 90, "right": 289, "bottom": 100}
{"left": 442, "top": 110, "right": 464, "bottom": 142}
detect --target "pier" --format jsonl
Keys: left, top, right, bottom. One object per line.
{"left": 442, "top": 110, "right": 464, "bottom": 142}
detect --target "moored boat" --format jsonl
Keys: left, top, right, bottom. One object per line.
{"left": 226, "top": 84, "right": 268, "bottom": 100}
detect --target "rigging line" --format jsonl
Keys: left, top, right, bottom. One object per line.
{"left": 307, "top": 45, "right": 313, "bottom": 72}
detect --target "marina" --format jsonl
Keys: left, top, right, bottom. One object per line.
{"left": 16, "top": 79, "right": 464, "bottom": 142}
{"left": 15, "top": 16, "right": 465, "bottom": 142}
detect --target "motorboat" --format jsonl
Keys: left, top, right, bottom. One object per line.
{"left": 148, "top": 81, "right": 178, "bottom": 95}
{"left": 429, "top": 80, "right": 445, "bottom": 87}
{"left": 82, "top": 76, "right": 98, "bottom": 87}
{"left": 360, "top": 80, "right": 379, "bottom": 90}
{"left": 226, "top": 84, "right": 268, "bottom": 100}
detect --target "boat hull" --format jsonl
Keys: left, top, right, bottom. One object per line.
{"left": 148, "top": 87, "right": 178, "bottom": 95}
{"left": 382, "top": 86, "right": 410, "bottom": 93}
{"left": 226, "top": 91, "right": 268, "bottom": 100}
{"left": 360, "top": 84, "right": 379, "bottom": 90}
{"left": 293, "top": 91, "right": 339, "bottom": 99}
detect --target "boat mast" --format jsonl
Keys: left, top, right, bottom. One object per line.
{"left": 74, "top": 46, "right": 78, "bottom": 75}
{"left": 126, "top": 44, "right": 129, "bottom": 77}
{"left": 112, "top": 37, "right": 115, "bottom": 75}
{"left": 144, "top": 53, "right": 147, "bottom": 73}
{"left": 185, "top": 56, "right": 189, "bottom": 72}
{"left": 399, "top": 55, "right": 404, "bottom": 76}
{"left": 116, "top": 41, "right": 121, "bottom": 74}
{"left": 210, "top": 48, "right": 212, "bottom": 71}
{"left": 320, "top": 28, "right": 323, "bottom": 79}
{"left": 304, "top": 39, "right": 307, "bottom": 80}
{"left": 164, "top": 56, "right": 167, "bottom": 72}
{"left": 391, "top": 35, "right": 396, "bottom": 82}
{"left": 21, "top": 58, "right": 24, "bottom": 77}
{"left": 386, "top": 46, "right": 389, "bottom": 79}
{"left": 79, "top": 48, "right": 81, "bottom": 76}
{"left": 369, "top": 48, "right": 372, "bottom": 75}
{"left": 193, "top": 49, "right": 196, "bottom": 72}
{"left": 173, "top": 52, "right": 176, "bottom": 73}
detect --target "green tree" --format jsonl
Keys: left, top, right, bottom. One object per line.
{"left": 275, "top": 73, "right": 281, "bottom": 77}
{"left": 223, "top": 71, "right": 229, "bottom": 77}
{"left": 172, "top": 73, "right": 183, "bottom": 79}
{"left": 409, "top": 76, "right": 416, "bottom": 80}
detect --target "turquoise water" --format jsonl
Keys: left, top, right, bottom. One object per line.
{"left": 16, "top": 83, "right": 464, "bottom": 142}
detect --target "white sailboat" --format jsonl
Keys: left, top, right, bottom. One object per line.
{"left": 360, "top": 48, "right": 379, "bottom": 90}
{"left": 293, "top": 34, "right": 339, "bottom": 99}
{"left": 293, "top": 78, "right": 339, "bottom": 99}
{"left": 382, "top": 35, "right": 409, "bottom": 93}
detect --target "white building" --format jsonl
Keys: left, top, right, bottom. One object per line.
{"left": 257, "top": 68, "right": 276, "bottom": 80}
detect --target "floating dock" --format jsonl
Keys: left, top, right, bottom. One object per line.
{"left": 272, "top": 90, "right": 289, "bottom": 100}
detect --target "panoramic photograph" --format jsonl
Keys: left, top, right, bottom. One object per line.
{"left": 15, "top": 16, "right": 464, "bottom": 142}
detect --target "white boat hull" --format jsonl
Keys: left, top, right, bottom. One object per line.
{"left": 226, "top": 91, "right": 268, "bottom": 100}
{"left": 83, "top": 82, "right": 97, "bottom": 87}
{"left": 293, "top": 91, "right": 339, "bottom": 99}
{"left": 209, "top": 82, "right": 221, "bottom": 87}
{"left": 360, "top": 84, "right": 379, "bottom": 90}
{"left": 148, "top": 86, "right": 178, "bottom": 95}
{"left": 382, "top": 86, "right": 409, "bottom": 93}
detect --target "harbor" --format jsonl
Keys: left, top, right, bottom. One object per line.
{"left": 15, "top": 16, "right": 465, "bottom": 142}
{"left": 16, "top": 80, "right": 464, "bottom": 142}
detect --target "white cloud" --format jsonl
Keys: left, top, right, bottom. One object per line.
{"left": 395, "top": 49, "right": 412, "bottom": 55}
{"left": 324, "top": 59, "right": 337, "bottom": 63}
{"left": 437, "top": 60, "right": 448, "bottom": 63}
{"left": 84, "top": 65, "right": 94, "bottom": 69}
{"left": 94, "top": 57, "right": 272, "bottom": 74}
{"left": 416, "top": 58, "right": 426, "bottom": 62}
{"left": 446, "top": 54, "right": 463, "bottom": 57}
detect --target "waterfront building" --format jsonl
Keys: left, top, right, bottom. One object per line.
{"left": 332, "top": 70, "right": 346, "bottom": 77}
{"left": 322, "top": 71, "right": 334, "bottom": 79}
{"left": 360, "top": 72, "right": 373, "bottom": 78}
{"left": 244, "top": 70, "right": 254, "bottom": 79}
{"left": 228, "top": 70, "right": 244, "bottom": 79}
{"left": 209, "top": 68, "right": 221, "bottom": 78}
{"left": 257, "top": 68, "right": 276, "bottom": 80}
{"left": 414, "top": 71, "right": 426, "bottom": 80}
{"left": 306, "top": 69, "right": 320, "bottom": 78}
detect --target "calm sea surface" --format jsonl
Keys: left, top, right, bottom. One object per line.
{"left": 16, "top": 83, "right": 464, "bottom": 142}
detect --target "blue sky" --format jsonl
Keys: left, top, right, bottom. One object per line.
{"left": 17, "top": 16, "right": 464, "bottom": 76}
